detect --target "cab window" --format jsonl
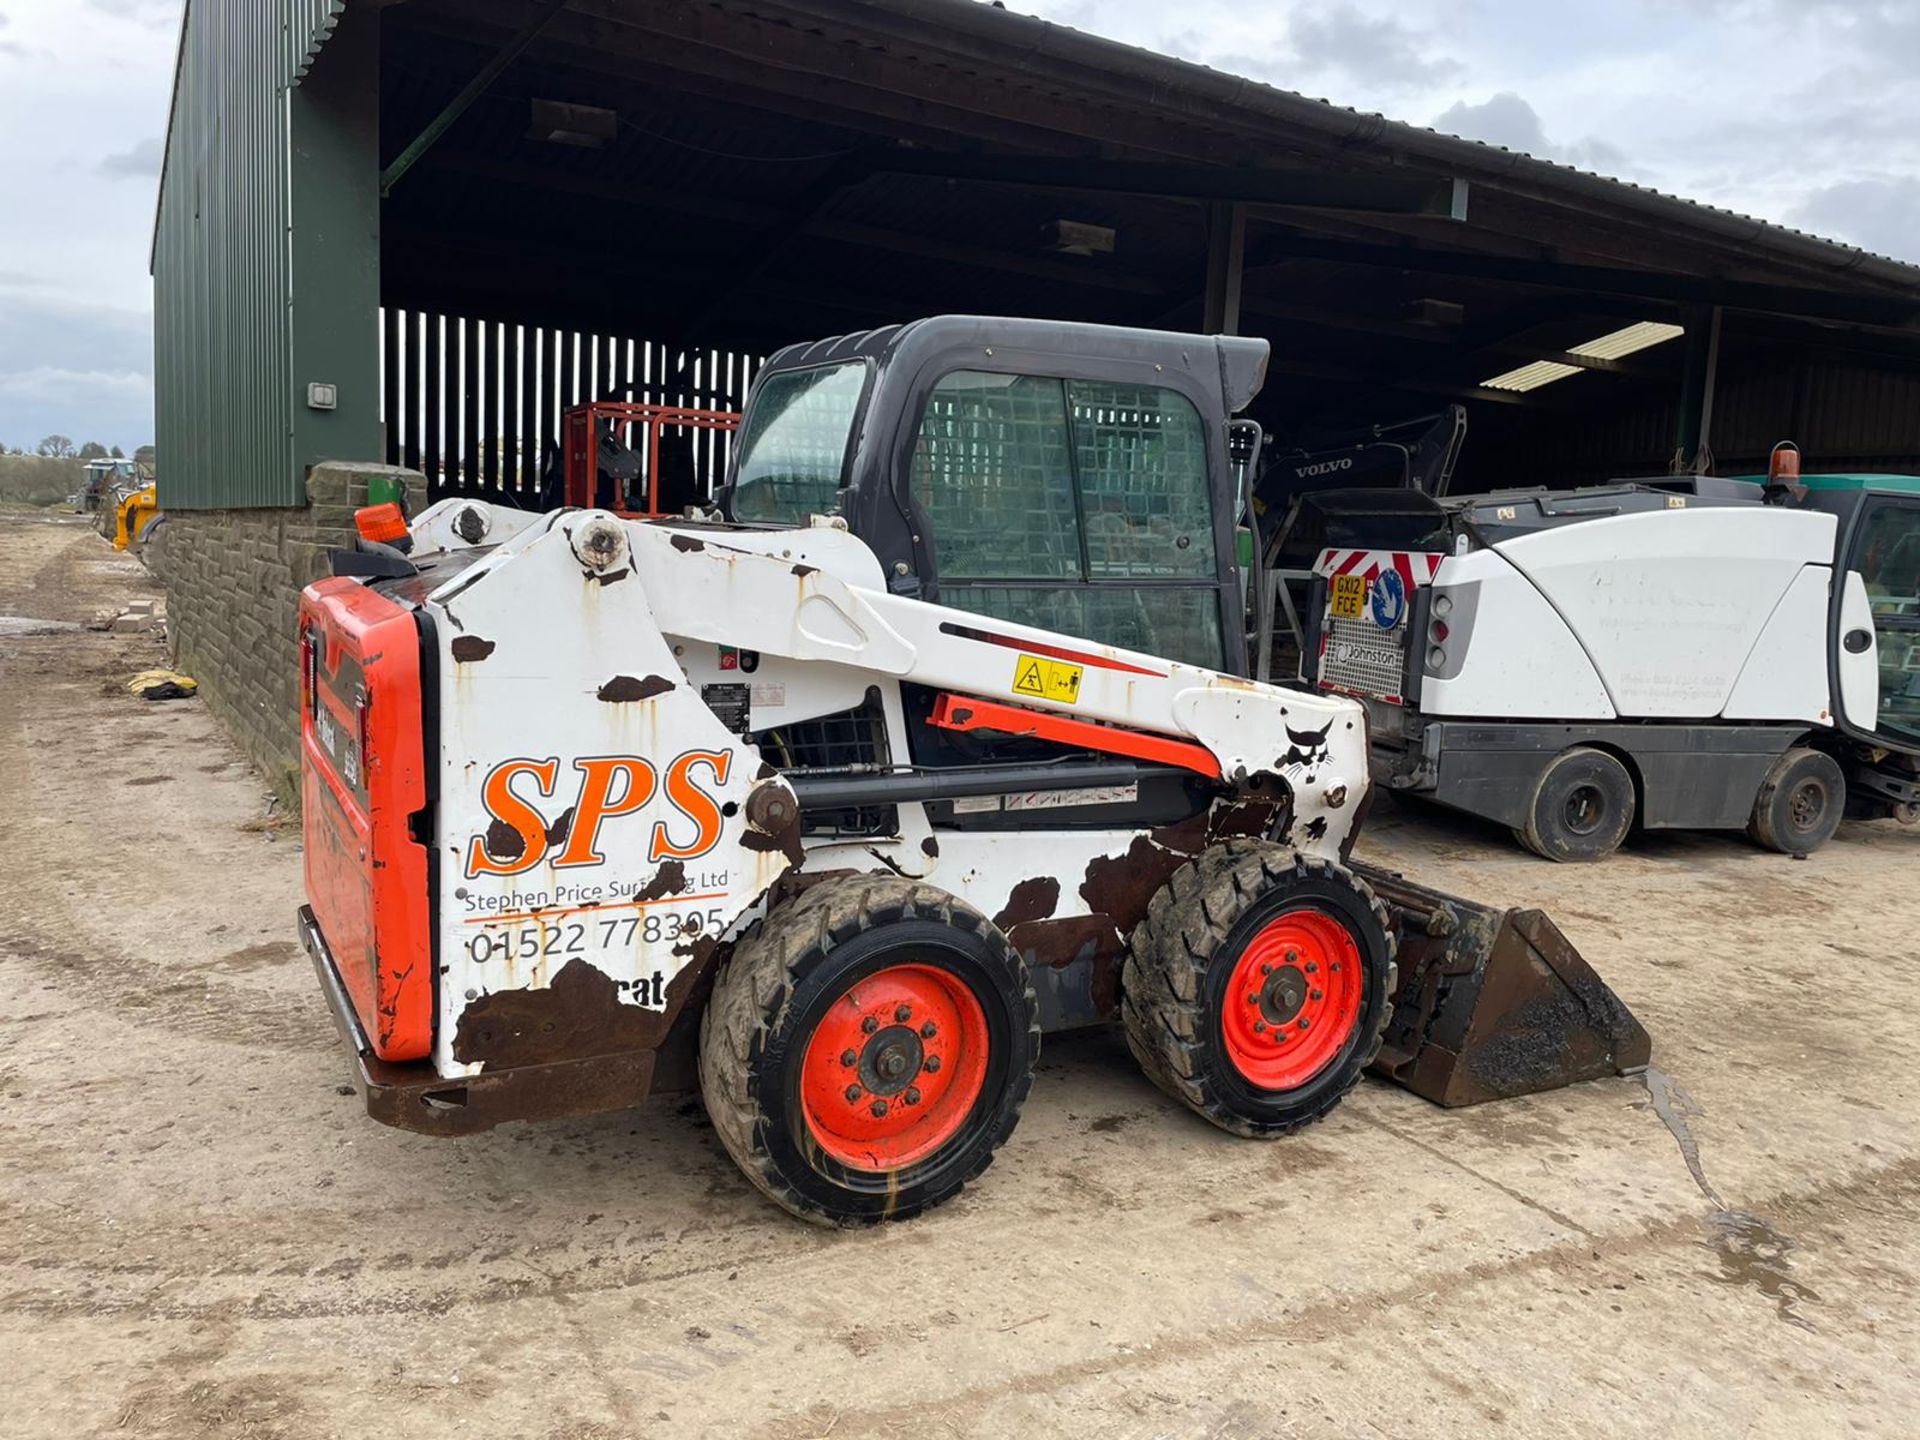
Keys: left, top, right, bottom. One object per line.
{"left": 1857, "top": 502, "right": 1920, "bottom": 740}
{"left": 732, "top": 362, "right": 868, "bottom": 524}
{"left": 912, "top": 370, "right": 1223, "bottom": 668}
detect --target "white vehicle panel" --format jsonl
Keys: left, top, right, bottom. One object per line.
{"left": 1836, "top": 569, "right": 1881, "bottom": 730}
{"left": 408, "top": 504, "right": 1371, "bottom": 1083}
{"left": 428, "top": 519, "right": 780, "bottom": 1079}
{"left": 1494, "top": 508, "right": 1837, "bottom": 719}
{"left": 1722, "top": 564, "right": 1834, "bottom": 724}
{"left": 1420, "top": 548, "right": 1614, "bottom": 720}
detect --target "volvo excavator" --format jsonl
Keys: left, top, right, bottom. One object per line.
{"left": 298, "top": 316, "right": 1646, "bottom": 1226}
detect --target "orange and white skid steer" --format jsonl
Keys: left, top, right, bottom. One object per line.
{"left": 299, "top": 317, "right": 1648, "bottom": 1224}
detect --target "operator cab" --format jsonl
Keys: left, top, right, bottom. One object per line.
{"left": 1762, "top": 471, "right": 1920, "bottom": 753}
{"left": 719, "top": 315, "right": 1267, "bottom": 677}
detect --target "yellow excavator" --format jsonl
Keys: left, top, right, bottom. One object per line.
{"left": 111, "top": 482, "right": 159, "bottom": 552}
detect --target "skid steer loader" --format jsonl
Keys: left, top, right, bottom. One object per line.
{"left": 298, "top": 317, "right": 1646, "bottom": 1225}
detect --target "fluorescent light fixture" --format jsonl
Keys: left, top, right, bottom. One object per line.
{"left": 1480, "top": 359, "right": 1582, "bottom": 392}
{"left": 1567, "top": 320, "right": 1685, "bottom": 360}
{"left": 1043, "top": 219, "right": 1117, "bottom": 256}
{"left": 1480, "top": 320, "right": 1686, "bottom": 391}
{"left": 530, "top": 99, "right": 618, "bottom": 148}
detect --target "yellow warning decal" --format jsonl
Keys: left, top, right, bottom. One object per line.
{"left": 1012, "top": 653, "right": 1084, "bottom": 704}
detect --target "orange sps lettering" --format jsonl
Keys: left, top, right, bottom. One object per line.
{"left": 465, "top": 751, "right": 733, "bottom": 878}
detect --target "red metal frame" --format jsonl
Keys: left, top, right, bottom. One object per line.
{"left": 563, "top": 401, "right": 741, "bottom": 515}
{"left": 930, "top": 693, "right": 1222, "bottom": 778}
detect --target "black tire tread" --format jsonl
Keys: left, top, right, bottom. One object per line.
{"left": 698, "top": 874, "right": 1039, "bottom": 1226}
{"left": 1520, "top": 745, "right": 1635, "bottom": 863}
{"left": 1121, "top": 840, "right": 1395, "bottom": 1139}
{"left": 1748, "top": 745, "right": 1846, "bottom": 856}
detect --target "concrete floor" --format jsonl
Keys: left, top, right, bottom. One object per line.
{"left": 2, "top": 510, "right": 1916, "bottom": 1440}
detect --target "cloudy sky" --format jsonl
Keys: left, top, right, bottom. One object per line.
{"left": 2, "top": 0, "right": 1917, "bottom": 453}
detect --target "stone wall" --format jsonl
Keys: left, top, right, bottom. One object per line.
{"left": 147, "top": 461, "right": 426, "bottom": 802}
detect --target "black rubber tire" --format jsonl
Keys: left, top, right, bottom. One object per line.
{"left": 1517, "top": 746, "right": 1635, "bottom": 862}
{"left": 1121, "top": 840, "right": 1395, "bottom": 1139}
{"left": 698, "top": 874, "right": 1039, "bottom": 1226}
{"left": 1748, "top": 746, "right": 1846, "bottom": 856}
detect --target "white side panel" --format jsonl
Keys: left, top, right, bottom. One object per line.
{"left": 1722, "top": 565, "right": 1834, "bottom": 724}
{"left": 1836, "top": 569, "right": 1882, "bottom": 730}
{"left": 1495, "top": 507, "right": 1837, "bottom": 719}
{"left": 623, "top": 520, "right": 1371, "bottom": 856}
{"left": 1420, "top": 549, "right": 1614, "bottom": 720}
{"left": 409, "top": 497, "right": 545, "bottom": 557}
{"left": 428, "top": 520, "right": 792, "bottom": 1080}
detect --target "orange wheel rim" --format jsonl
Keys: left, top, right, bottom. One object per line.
{"left": 799, "top": 963, "right": 990, "bottom": 1172}
{"left": 1220, "top": 910, "right": 1363, "bottom": 1091}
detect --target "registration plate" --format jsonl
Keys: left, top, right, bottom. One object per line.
{"left": 1329, "top": 574, "right": 1368, "bottom": 619}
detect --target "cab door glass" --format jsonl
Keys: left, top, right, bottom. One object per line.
{"left": 1856, "top": 502, "right": 1920, "bottom": 740}
{"left": 1068, "top": 380, "right": 1214, "bottom": 579}
{"left": 912, "top": 370, "right": 1225, "bottom": 669}
{"left": 911, "top": 371, "right": 1079, "bottom": 579}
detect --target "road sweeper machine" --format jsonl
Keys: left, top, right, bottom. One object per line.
{"left": 1294, "top": 446, "right": 1920, "bottom": 861}
{"left": 298, "top": 317, "right": 1645, "bottom": 1225}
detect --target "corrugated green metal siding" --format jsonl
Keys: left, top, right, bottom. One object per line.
{"left": 154, "top": 0, "right": 358, "bottom": 510}
{"left": 288, "top": 0, "right": 346, "bottom": 81}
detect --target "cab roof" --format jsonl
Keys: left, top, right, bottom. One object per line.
{"left": 759, "top": 315, "right": 1272, "bottom": 414}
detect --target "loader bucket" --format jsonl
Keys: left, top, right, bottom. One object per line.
{"left": 1351, "top": 862, "right": 1651, "bottom": 1107}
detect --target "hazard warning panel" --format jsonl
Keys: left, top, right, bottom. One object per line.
{"left": 1011, "top": 653, "right": 1083, "bottom": 704}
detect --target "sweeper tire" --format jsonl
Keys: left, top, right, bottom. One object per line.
{"left": 1515, "top": 746, "right": 1635, "bottom": 862}
{"left": 1748, "top": 746, "right": 1846, "bottom": 856}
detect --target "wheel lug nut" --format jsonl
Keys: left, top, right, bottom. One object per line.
{"left": 1253, "top": 1020, "right": 1267, "bottom": 1033}
{"left": 1311, "top": 989, "right": 1322, "bottom": 1001}
{"left": 1246, "top": 991, "right": 1260, "bottom": 1005}
{"left": 1273, "top": 1031, "right": 1287, "bottom": 1043}
{"left": 844, "top": 1084, "right": 862, "bottom": 1102}
{"left": 841, "top": 1048, "right": 857, "bottom": 1066}
{"left": 870, "top": 1099, "right": 889, "bottom": 1118}
{"left": 1260, "top": 962, "right": 1272, "bottom": 975}
{"left": 924, "top": 1055, "right": 941, "bottom": 1073}
{"left": 895, "top": 1004, "right": 912, "bottom": 1022}
{"left": 1305, "top": 962, "right": 1319, "bottom": 974}
{"left": 1298, "top": 1017, "right": 1310, "bottom": 1030}
{"left": 905, "top": 1087, "right": 921, "bottom": 1105}
{"left": 1285, "top": 950, "right": 1298, "bottom": 963}
{"left": 920, "top": 1021, "right": 937, "bottom": 1038}
{"left": 862, "top": 1016, "right": 878, "bottom": 1034}
{"left": 1330, "top": 963, "right": 1341, "bottom": 973}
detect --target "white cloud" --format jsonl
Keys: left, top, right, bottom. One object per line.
{"left": 0, "top": 367, "right": 153, "bottom": 452}
{"left": 1429, "top": 92, "right": 1629, "bottom": 175}
{"left": 98, "top": 134, "right": 163, "bottom": 178}
{"left": 1283, "top": 6, "right": 1461, "bottom": 91}
{"left": 1788, "top": 176, "right": 1920, "bottom": 263}
{"left": 0, "top": 0, "right": 175, "bottom": 448}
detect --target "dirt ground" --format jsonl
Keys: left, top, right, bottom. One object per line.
{"left": 2, "top": 509, "right": 1916, "bottom": 1440}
